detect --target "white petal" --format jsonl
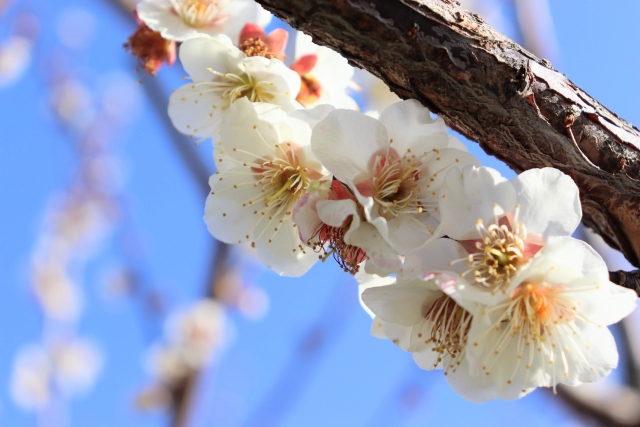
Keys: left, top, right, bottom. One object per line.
{"left": 347, "top": 222, "right": 402, "bottom": 275}
{"left": 204, "top": 172, "right": 260, "bottom": 244}
{"left": 286, "top": 104, "right": 336, "bottom": 150}
{"left": 416, "top": 148, "right": 481, "bottom": 203}
{"left": 512, "top": 168, "right": 582, "bottom": 238}
{"left": 409, "top": 319, "right": 442, "bottom": 369}
{"left": 401, "top": 238, "right": 467, "bottom": 279}
{"left": 243, "top": 57, "right": 301, "bottom": 105}
{"left": 445, "top": 357, "right": 502, "bottom": 403}
{"left": 447, "top": 134, "right": 468, "bottom": 152}
{"left": 357, "top": 272, "right": 395, "bottom": 318}
{"left": 528, "top": 236, "right": 609, "bottom": 284}
{"left": 361, "top": 279, "right": 440, "bottom": 326}
{"left": 218, "top": 98, "right": 283, "bottom": 163}
{"left": 370, "top": 316, "right": 387, "bottom": 338}
{"left": 379, "top": 100, "right": 448, "bottom": 155}
{"left": 294, "top": 32, "right": 320, "bottom": 58}
{"left": 179, "top": 35, "right": 239, "bottom": 82}
{"left": 566, "top": 274, "right": 637, "bottom": 326}
{"left": 255, "top": 217, "right": 318, "bottom": 277}
{"left": 136, "top": 0, "right": 195, "bottom": 42}
{"left": 168, "top": 84, "right": 225, "bottom": 138}
{"left": 311, "top": 110, "right": 389, "bottom": 186}
{"left": 558, "top": 323, "right": 618, "bottom": 386}
{"left": 439, "top": 165, "right": 516, "bottom": 240}
{"left": 465, "top": 311, "right": 546, "bottom": 401}
{"left": 384, "top": 214, "right": 437, "bottom": 255}
{"left": 381, "top": 321, "right": 412, "bottom": 351}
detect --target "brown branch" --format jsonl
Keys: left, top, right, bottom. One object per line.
{"left": 253, "top": 0, "right": 640, "bottom": 268}
{"left": 610, "top": 270, "right": 640, "bottom": 296}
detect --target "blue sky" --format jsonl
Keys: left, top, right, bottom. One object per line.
{"left": 1, "top": 0, "right": 639, "bottom": 426}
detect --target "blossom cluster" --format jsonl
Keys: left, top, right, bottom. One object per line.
{"left": 127, "top": 0, "right": 637, "bottom": 403}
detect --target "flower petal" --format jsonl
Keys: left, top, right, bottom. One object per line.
{"left": 439, "top": 166, "right": 516, "bottom": 240}
{"left": 379, "top": 100, "right": 448, "bottom": 155}
{"left": 361, "top": 279, "right": 440, "bottom": 326}
{"left": 311, "top": 110, "right": 389, "bottom": 186}
{"left": 402, "top": 238, "right": 467, "bottom": 279}
{"left": 512, "top": 168, "right": 581, "bottom": 238}
{"left": 255, "top": 217, "right": 317, "bottom": 277}
{"left": 179, "top": 35, "right": 239, "bottom": 82}
{"left": 168, "top": 84, "right": 225, "bottom": 138}
{"left": 204, "top": 172, "right": 261, "bottom": 244}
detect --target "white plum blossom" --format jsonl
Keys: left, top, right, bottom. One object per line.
{"left": 11, "top": 346, "right": 51, "bottom": 410}
{"left": 149, "top": 299, "right": 226, "bottom": 384}
{"left": 311, "top": 100, "right": 480, "bottom": 258}
{"left": 435, "top": 166, "right": 582, "bottom": 299}
{"left": 290, "top": 32, "right": 358, "bottom": 109}
{"left": 49, "top": 339, "right": 103, "bottom": 397}
{"left": 137, "top": 0, "right": 271, "bottom": 42}
{"left": 168, "top": 35, "right": 301, "bottom": 141}
{"left": 32, "top": 261, "right": 82, "bottom": 321}
{"left": 10, "top": 339, "right": 103, "bottom": 411}
{"left": 292, "top": 180, "right": 401, "bottom": 275}
{"left": 456, "top": 237, "right": 636, "bottom": 402}
{"left": 361, "top": 272, "right": 480, "bottom": 382}
{"left": 205, "top": 98, "right": 333, "bottom": 276}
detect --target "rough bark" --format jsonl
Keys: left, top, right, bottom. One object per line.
{"left": 610, "top": 270, "right": 640, "bottom": 297}
{"left": 254, "top": 0, "right": 640, "bottom": 268}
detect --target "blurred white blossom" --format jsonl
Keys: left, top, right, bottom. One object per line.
{"left": 0, "top": 36, "right": 32, "bottom": 88}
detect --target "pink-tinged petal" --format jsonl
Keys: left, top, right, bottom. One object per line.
{"left": 511, "top": 167, "right": 582, "bottom": 238}
{"left": 290, "top": 54, "right": 318, "bottom": 76}
{"left": 348, "top": 222, "right": 401, "bottom": 275}
{"left": 292, "top": 193, "right": 322, "bottom": 244}
{"left": 316, "top": 199, "right": 359, "bottom": 228}
{"left": 311, "top": 109, "right": 389, "bottom": 186}
{"left": 221, "top": 0, "right": 272, "bottom": 44}
{"left": 522, "top": 242, "right": 543, "bottom": 260}
{"left": 239, "top": 23, "right": 266, "bottom": 44}
{"left": 265, "top": 28, "right": 288, "bottom": 60}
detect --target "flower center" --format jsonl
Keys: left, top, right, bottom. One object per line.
{"left": 240, "top": 38, "right": 275, "bottom": 59}
{"left": 309, "top": 215, "right": 366, "bottom": 275}
{"left": 204, "top": 69, "right": 275, "bottom": 107}
{"left": 423, "top": 295, "right": 472, "bottom": 372}
{"left": 371, "top": 154, "right": 421, "bottom": 219}
{"left": 454, "top": 209, "right": 528, "bottom": 293}
{"left": 258, "top": 155, "right": 310, "bottom": 210}
{"left": 171, "top": 0, "right": 229, "bottom": 28}
{"left": 474, "top": 280, "right": 587, "bottom": 393}
{"left": 508, "top": 281, "right": 573, "bottom": 336}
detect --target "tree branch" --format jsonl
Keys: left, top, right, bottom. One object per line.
{"left": 253, "top": 0, "right": 640, "bottom": 268}
{"left": 610, "top": 270, "right": 640, "bottom": 297}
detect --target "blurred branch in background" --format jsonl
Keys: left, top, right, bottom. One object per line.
{"left": 241, "top": 280, "right": 356, "bottom": 427}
